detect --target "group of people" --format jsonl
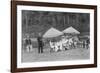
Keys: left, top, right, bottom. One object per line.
{"left": 81, "top": 39, "right": 90, "bottom": 49}
{"left": 24, "top": 33, "right": 90, "bottom": 53}
{"left": 49, "top": 36, "right": 78, "bottom": 52}
{"left": 24, "top": 33, "right": 44, "bottom": 53}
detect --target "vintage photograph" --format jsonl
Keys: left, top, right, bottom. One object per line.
{"left": 11, "top": 1, "right": 97, "bottom": 72}
{"left": 21, "top": 10, "right": 90, "bottom": 63}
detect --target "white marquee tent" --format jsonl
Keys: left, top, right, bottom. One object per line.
{"left": 43, "top": 27, "right": 63, "bottom": 38}
{"left": 63, "top": 26, "right": 80, "bottom": 34}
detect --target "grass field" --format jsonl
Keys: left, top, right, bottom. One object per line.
{"left": 22, "top": 47, "right": 90, "bottom": 63}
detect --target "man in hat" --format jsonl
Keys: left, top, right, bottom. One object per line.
{"left": 37, "top": 33, "right": 43, "bottom": 53}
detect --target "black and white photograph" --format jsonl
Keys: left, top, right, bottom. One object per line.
{"left": 11, "top": 1, "right": 97, "bottom": 72}
{"left": 21, "top": 10, "right": 90, "bottom": 63}
{"left": 16, "top": 5, "right": 95, "bottom": 68}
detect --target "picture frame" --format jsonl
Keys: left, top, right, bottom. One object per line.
{"left": 11, "top": 1, "right": 97, "bottom": 73}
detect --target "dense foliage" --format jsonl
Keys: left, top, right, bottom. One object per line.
{"left": 22, "top": 10, "right": 90, "bottom": 37}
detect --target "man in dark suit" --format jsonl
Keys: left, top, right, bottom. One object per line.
{"left": 37, "top": 33, "right": 43, "bottom": 53}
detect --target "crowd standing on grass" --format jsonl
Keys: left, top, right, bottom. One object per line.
{"left": 24, "top": 34, "right": 90, "bottom": 53}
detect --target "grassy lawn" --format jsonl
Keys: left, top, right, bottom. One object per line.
{"left": 22, "top": 47, "right": 90, "bottom": 63}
